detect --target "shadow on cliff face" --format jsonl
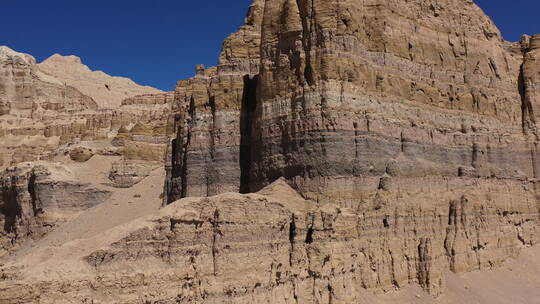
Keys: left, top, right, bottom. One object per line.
{"left": 1, "top": 183, "right": 20, "bottom": 235}
{"left": 240, "top": 75, "right": 258, "bottom": 194}
{"left": 518, "top": 63, "right": 535, "bottom": 137}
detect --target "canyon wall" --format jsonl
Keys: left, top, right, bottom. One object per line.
{"left": 0, "top": 46, "right": 172, "bottom": 169}
{"left": 0, "top": 162, "right": 111, "bottom": 255}
{"left": 165, "top": 0, "right": 540, "bottom": 296}
{"left": 0, "top": 0, "right": 539, "bottom": 303}
{"left": 0, "top": 47, "right": 173, "bottom": 254}
{"left": 165, "top": 0, "right": 263, "bottom": 200}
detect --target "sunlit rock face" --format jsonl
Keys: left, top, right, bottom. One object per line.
{"left": 1, "top": 0, "right": 540, "bottom": 303}
{"left": 165, "top": 0, "right": 263, "bottom": 200}
{"left": 0, "top": 45, "right": 173, "bottom": 169}
{"left": 0, "top": 162, "right": 111, "bottom": 255}
{"left": 251, "top": 0, "right": 532, "bottom": 192}
{"left": 163, "top": 0, "right": 540, "bottom": 297}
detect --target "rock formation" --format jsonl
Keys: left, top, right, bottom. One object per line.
{"left": 0, "top": 46, "right": 172, "bottom": 170}
{"left": 165, "top": 0, "right": 263, "bottom": 200}
{"left": 520, "top": 34, "right": 540, "bottom": 177}
{"left": 0, "top": 47, "right": 173, "bottom": 254}
{"left": 38, "top": 53, "right": 162, "bottom": 109}
{"left": 0, "top": 46, "right": 98, "bottom": 166}
{"left": 108, "top": 160, "right": 159, "bottom": 188}
{"left": 1, "top": 179, "right": 539, "bottom": 303}
{"left": 1, "top": 0, "right": 540, "bottom": 303}
{"left": 0, "top": 162, "right": 111, "bottom": 255}
{"left": 164, "top": 0, "right": 540, "bottom": 297}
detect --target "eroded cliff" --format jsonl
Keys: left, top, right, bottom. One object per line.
{"left": 164, "top": 0, "right": 540, "bottom": 297}
{"left": 0, "top": 0, "right": 539, "bottom": 303}
{"left": 0, "top": 46, "right": 172, "bottom": 169}
{"left": 165, "top": 0, "right": 263, "bottom": 200}
{"left": 0, "top": 47, "right": 173, "bottom": 254}
{"left": 0, "top": 162, "right": 111, "bottom": 255}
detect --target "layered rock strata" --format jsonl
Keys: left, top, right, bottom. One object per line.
{"left": 0, "top": 48, "right": 172, "bottom": 254}
{"left": 250, "top": 0, "right": 533, "bottom": 191}
{"left": 165, "top": 0, "right": 540, "bottom": 296}
{"left": 38, "top": 53, "right": 162, "bottom": 109}
{"left": 0, "top": 46, "right": 173, "bottom": 169}
{"left": 165, "top": 0, "right": 263, "bottom": 201}
{"left": 0, "top": 162, "right": 111, "bottom": 255}
{"left": 521, "top": 34, "right": 540, "bottom": 177}
{"left": 1, "top": 179, "right": 538, "bottom": 303}
{"left": 0, "top": 0, "right": 539, "bottom": 302}
{"left": 108, "top": 161, "right": 159, "bottom": 188}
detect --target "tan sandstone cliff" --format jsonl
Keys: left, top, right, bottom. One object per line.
{"left": 0, "top": 46, "right": 174, "bottom": 255}
{"left": 0, "top": 46, "right": 173, "bottom": 170}
{"left": 1, "top": 0, "right": 540, "bottom": 303}
{"left": 164, "top": 0, "right": 264, "bottom": 200}
{"left": 165, "top": 0, "right": 540, "bottom": 297}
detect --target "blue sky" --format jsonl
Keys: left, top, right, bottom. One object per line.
{"left": 1, "top": 0, "right": 538, "bottom": 91}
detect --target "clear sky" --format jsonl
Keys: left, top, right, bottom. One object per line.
{"left": 0, "top": 0, "right": 538, "bottom": 91}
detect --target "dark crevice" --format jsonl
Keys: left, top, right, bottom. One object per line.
{"left": 327, "top": 284, "right": 334, "bottom": 304}
{"left": 207, "top": 95, "right": 217, "bottom": 196}
{"left": 383, "top": 217, "right": 389, "bottom": 228}
{"left": 211, "top": 209, "right": 221, "bottom": 276}
{"left": 1, "top": 182, "right": 20, "bottom": 234}
{"left": 240, "top": 75, "right": 259, "bottom": 194}
{"left": 400, "top": 132, "right": 405, "bottom": 153}
{"left": 389, "top": 250, "right": 400, "bottom": 288}
{"left": 305, "top": 214, "right": 316, "bottom": 244}
{"left": 167, "top": 97, "right": 195, "bottom": 204}
{"left": 518, "top": 63, "right": 535, "bottom": 135}
{"left": 296, "top": 0, "right": 316, "bottom": 86}
{"left": 305, "top": 226, "right": 314, "bottom": 244}
{"left": 28, "top": 172, "right": 41, "bottom": 216}
{"left": 163, "top": 137, "right": 177, "bottom": 206}
{"left": 181, "top": 97, "right": 196, "bottom": 199}
{"left": 289, "top": 215, "right": 297, "bottom": 266}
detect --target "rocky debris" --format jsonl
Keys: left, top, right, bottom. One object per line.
{"left": 51, "top": 142, "right": 123, "bottom": 160}
{"left": 68, "top": 147, "right": 94, "bottom": 162}
{"left": 95, "top": 146, "right": 123, "bottom": 157}
{"left": 0, "top": 162, "right": 111, "bottom": 256}
{"left": 108, "top": 161, "right": 158, "bottom": 188}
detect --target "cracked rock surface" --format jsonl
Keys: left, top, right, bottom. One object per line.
{"left": 1, "top": 0, "right": 540, "bottom": 303}
{"left": 0, "top": 179, "right": 539, "bottom": 303}
{"left": 161, "top": 0, "right": 540, "bottom": 300}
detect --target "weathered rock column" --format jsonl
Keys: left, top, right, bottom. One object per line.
{"left": 165, "top": 0, "right": 263, "bottom": 203}
{"left": 521, "top": 34, "right": 540, "bottom": 139}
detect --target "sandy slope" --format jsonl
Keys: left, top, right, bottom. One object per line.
{"left": 3, "top": 155, "right": 164, "bottom": 279}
